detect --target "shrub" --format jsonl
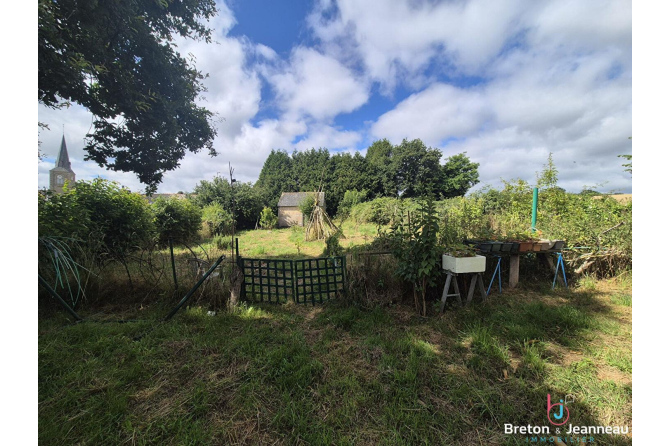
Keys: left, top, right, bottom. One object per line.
{"left": 39, "top": 179, "right": 154, "bottom": 261}
{"left": 152, "top": 197, "right": 202, "bottom": 246}
{"left": 389, "top": 197, "right": 441, "bottom": 316}
{"left": 259, "top": 206, "right": 277, "bottom": 230}
{"left": 213, "top": 234, "right": 231, "bottom": 251}
{"left": 202, "top": 203, "right": 234, "bottom": 236}
{"left": 299, "top": 193, "right": 318, "bottom": 219}
{"left": 337, "top": 189, "right": 367, "bottom": 219}
{"left": 322, "top": 232, "right": 344, "bottom": 257}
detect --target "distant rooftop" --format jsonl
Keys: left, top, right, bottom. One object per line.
{"left": 278, "top": 192, "right": 325, "bottom": 207}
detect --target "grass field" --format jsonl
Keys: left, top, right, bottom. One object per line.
{"left": 39, "top": 273, "right": 632, "bottom": 445}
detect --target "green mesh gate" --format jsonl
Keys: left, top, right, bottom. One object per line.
{"left": 237, "top": 250, "right": 345, "bottom": 305}
{"left": 239, "top": 258, "right": 295, "bottom": 303}
{"left": 293, "top": 257, "right": 346, "bottom": 305}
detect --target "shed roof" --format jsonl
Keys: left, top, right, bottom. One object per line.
{"left": 278, "top": 192, "right": 325, "bottom": 207}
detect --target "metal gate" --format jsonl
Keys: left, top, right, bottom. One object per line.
{"left": 238, "top": 252, "right": 345, "bottom": 305}
{"left": 293, "top": 257, "right": 346, "bottom": 305}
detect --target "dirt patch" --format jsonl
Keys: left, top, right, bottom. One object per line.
{"left": 597, "top": 365, "right": 632, "bottom": 386}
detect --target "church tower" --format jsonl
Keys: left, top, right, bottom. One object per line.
{"left": 49, "top": 135, "right": 76, "bottom": 193}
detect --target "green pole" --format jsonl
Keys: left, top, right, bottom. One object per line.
{"left": 38, "top": 275, "right": 83, "bottom": 321}
{"left": 164, "top": 255, "right": 226, "bottom": 321}
{"left": 531, "top": 187, "right": 538, "bottom": 232}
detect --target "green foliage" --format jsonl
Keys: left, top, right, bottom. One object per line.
{"left": 536, "top": 152, "right": 559, "bottom": 190}
{"left": 38, "top": 189, "right": 89, "bottom": 238}
{"left": 350, "top": 197, "right": 417, "bottom": 227}
{"left": 39, "top": 179, "right": 154, "bottom": 262}
{"left": 389, "top": 198, "right": 442, "bottom": 316}
{"left": 618, "top": 154, "right": 632, "bottom": 174}
{"left": 442, "top": 152, "right": 480, "bottom": 198}
{"left": 298, "top": 194, "right": 318, "bottom": 218}
{"left": 201, "top": 203, "right": 234, "bottom": 236}
{"left": 39, "top": 0, "right": 218, "bottom": 192}
{"left": 151, "top": 197, "right": 202, "bottom": 246}
{"left": 212, "top": 234, "right": 231, "bottom": 251}
{"left": 259, "top": 207, "right": 278, "bottom": 230}
{"left": 289, "top": 226, "right": 304, "bottom": 255}
{"left": 391, "top": 138, "right": 443, "bottom": 198}
{"left": 337, "top": 189, "right": 367, "bottom": 219}
{"left": 255, "top": 150, "right": 296, "bottom": 210}
{"left": 193, "top": 177, "right": 264, "bottom": 230}
{"left": 322, "top": 232, "right": 344, "bottom": 257}
{"left": 252, "top": 138, "right": 480, "bottom": 216}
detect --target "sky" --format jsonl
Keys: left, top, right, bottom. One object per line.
{"left": 37, "top": 0, "right": 633, "bottom": 194}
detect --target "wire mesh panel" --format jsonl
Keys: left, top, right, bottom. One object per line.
{"left": 240, "top": 258, "right": 294, "bottom": 303}
{"left": 294, "top": 257, "right": 346, "bottom": 305}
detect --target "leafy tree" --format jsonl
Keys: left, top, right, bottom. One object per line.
{"left": 151, "top": 197, "right": 202, "bottom": 245}
{"left": 39, "top": 0, "right": 218, "bottom": 192}
{"left": 255, "top": 150, "right": 296, "bottom": 210}
{"left": 441, "top": 153, "right": 479, "bottom": 198}
{"left": 201, "top": 203, "right": 234, "bottom": 236}
{"left": 292, "top": 148, "right": 330, "bottom": 191}
{"left": 325, "top": 153, "right": 377, "bottom": 215}
{"left": 193, "top": 177, "right": 263, "bottom": 230}
{"left": 391, "top": 139, "right": 443, "bottom": 198}
{"left": 365, "top": 139, "right": 396, "bottom": 196}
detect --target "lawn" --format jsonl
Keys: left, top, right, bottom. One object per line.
{"left": 39, "top": 274, "right": 632, "bottom": 445}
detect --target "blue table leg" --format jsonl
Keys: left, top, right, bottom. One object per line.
{"left": 552, "top": 253, "right": 568, "bottom": 289}
{"left": 487, "top": 256, "right": 502, "bottom": 295}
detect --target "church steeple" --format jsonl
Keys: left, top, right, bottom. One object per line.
{"left": 55, "top": 135, "right": 73, "bottom": 172}
{"left": 49, "top": 134, "right": 76, "bottom": 193}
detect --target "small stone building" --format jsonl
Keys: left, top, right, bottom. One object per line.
{"left": 277, "top": 192, "right": 325, "bottom": 227}
{"left": 49, "top": 135, "right": 76, "bottom": 193}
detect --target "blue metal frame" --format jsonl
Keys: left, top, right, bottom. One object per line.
{"left": 487, "top": 256, "right": 503, "bottom": 295}
{"left": 552, "top": 252, "right": 568, "bottom": 289}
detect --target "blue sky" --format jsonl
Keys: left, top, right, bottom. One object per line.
{"left": 38, "top": 0, "right": 633, "bottom": 194}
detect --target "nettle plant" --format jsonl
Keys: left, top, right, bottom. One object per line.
{"left": 390, "top": 198, "right": 441, "bottom": 316}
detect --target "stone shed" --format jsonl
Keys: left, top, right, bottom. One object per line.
{"left": 277, "top": 192, "right": 325, "bottom": 227}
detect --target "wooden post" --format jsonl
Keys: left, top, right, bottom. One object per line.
{"left": 509, "top": 255, "right": 520, "bottom": 289}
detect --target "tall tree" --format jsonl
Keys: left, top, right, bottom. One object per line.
{"left": 441, "top": 152, "right": 480, "bottom": 198}
{"left": 255, "top": 150, "right": 296, "bottom": 210}
{"left": 391, "top": 139, "right": 443, "bottom": 198}
{"left": 366, "top": 139, "right": 396, "bottom": 197}
{"left": 39, "top": 0, "right": 218, "bottom": 192}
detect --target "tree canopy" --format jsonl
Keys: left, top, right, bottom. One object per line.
{"left": 38, "top": 0, "right": 218, "bottom": 192}
{"left": 253, "top": 139, "right": 480, "bottom": 215}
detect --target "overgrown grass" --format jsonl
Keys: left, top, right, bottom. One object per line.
{"left": 40, "top": 278, "right": 632, "bottom": 445}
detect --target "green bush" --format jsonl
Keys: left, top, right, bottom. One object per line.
{"left": 39, "top": 179, "right": 154, "bottom": 261}
{"left": 337, "top": 189, "right": 367, "bottom": 219}
{"left": 298, "top": 193, "right": 318, "bottom": 219}
{"left": 152, "top": 197, "right": 202, "bottom": 246}
{"left": 202, "top": 203, "right": 234, "bottom": 236}
{"left": 259, "top": 206, "right": 278, "bottom": 230}
{"left": 213, "top": 234, "right": 231, "bottom": 251}
{"left": 350, "top": 197, "right": 417, "bottom": 226}
{"left": 322, "top": 232, "right": 344, "bottom": 257}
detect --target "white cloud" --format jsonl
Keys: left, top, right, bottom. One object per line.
{"left": 294, "top": 124, "right": 362, "bottom": 151}
{"left": 268, "top": 47, "right": 369, "bottom": 120}
{"left": 371, "top": 83, "right": 491, "bottom": 146}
